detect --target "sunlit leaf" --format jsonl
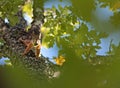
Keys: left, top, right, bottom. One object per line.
{"left": 54, "top": 56, "right": 65, "bottom": 66}
{"left": 22, "top": 1, "right": 33, "bottom": 17}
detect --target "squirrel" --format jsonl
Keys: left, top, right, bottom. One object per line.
{"left": 16, "top": 7, "right": 43, "bottom": 58}
{"left": 19, "top": 21, "right": 42, "bottom": 58}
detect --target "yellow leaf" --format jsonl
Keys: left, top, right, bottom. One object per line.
{"left": 22, "top": 1, "right": 33, "bottom": 17}
{"left": 54, "top": 56, "right": 66, "bottom": 66}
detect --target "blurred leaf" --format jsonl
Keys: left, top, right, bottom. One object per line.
{"left": 71, "top": 0, "right": 95, "bottom": 21}
{"left": 110, "top": 12, "right": 120, "bottom": 27}
{"left": 4, "top": 59, "right": 12, "bottom": 66}
{"left": 111, "top": 1, "right": 120, "bottom": 11}
{"left": 8, "top": 15, "right": 19, "bottom": 25}
{"left": 98, "top": 32, "right": 108, "bottom": 38}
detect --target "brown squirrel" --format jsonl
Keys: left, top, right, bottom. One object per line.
{"left": 16, "top": 7, "right": 43, "bottom": 58}
{"left": 19, "top": 22, "right": 42, "bottom": 58}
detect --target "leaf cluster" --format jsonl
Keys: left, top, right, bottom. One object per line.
{"left": 43, "top": 5, "right": 108, "bottom": 60}
{"left": 0, "top": 0, "right": 25, "bottom": 25}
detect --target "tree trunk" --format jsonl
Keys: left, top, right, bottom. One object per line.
{"left": 0, "top": 1, "right": 57, "bottom": 79}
